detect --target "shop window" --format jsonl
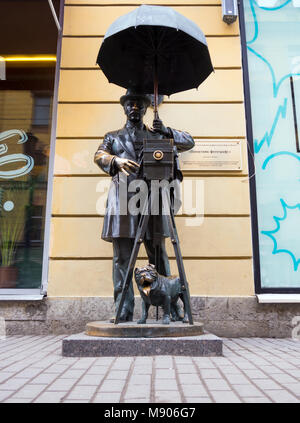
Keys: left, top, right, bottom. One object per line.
{"left": 0, "top": 0, "right": 61, "bottom": 291}
{"left": 240, "top": 0, "right": 300, "bottom": 292}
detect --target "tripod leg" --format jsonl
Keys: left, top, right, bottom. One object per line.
{"left": 162, "top": 189, "right": 194, "bottom": 325}
{"left": 154, "top": 240, "right": 161, "bottom": 321}
{"left": 154, "top": 190, "right": 163, "bottom": 322}
{"left": 115, "top": 197, "right": 151, "bottom": 325}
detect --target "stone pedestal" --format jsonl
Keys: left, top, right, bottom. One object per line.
{"left": 62, "top": 320, "right": 222, "bottom": 357}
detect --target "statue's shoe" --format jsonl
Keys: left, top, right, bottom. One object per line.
{"left": 109, "top": 312, "right": 133, "bottom": 323}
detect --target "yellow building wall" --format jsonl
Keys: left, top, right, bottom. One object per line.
{"left": 49, "top": 0, "right": 254, "bottom": 297}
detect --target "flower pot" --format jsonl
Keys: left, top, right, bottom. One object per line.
{"left": 0, "top": 266, "right": 18, "bottom": 288}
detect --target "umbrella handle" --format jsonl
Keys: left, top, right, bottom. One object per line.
{"left": 153, "top": 62, "right": 159, "bottom": 121}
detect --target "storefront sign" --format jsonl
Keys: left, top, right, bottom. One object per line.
{"left": 180, "top": 140, "right": 242, "bottom": 171}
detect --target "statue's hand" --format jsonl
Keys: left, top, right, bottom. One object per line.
{"left": 152, "top": 119, "right": 171, "bottom": 137}
{"left": 114, "top": 157, "right": 140, "bottom": 176}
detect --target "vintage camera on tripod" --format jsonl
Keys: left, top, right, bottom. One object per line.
{"left": 142, "top": 138, "right": 175, "bottom": 181}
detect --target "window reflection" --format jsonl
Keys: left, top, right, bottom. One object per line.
{"left": 0, "top": 0, "right": 60, "bottom": 289}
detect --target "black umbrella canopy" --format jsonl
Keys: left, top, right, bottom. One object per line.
{"left": 97, "top": 5, "right": 214, "bottom": 97}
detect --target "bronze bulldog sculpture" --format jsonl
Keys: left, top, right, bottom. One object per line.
{"left": 134, "top": 264, "right": 189, "bottom": 325}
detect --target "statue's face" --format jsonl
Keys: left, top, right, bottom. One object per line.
{"left": 123, "top": 99, "right": 147, "bottom": 123}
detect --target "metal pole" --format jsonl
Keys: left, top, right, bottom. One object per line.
{"left": 153, "top": 56, "right": 159, "bottom": 121}
{"left": 48, "top": 0, "right": 61, "bottom": 32}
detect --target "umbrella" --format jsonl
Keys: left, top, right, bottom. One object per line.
{"left": 97, "top": 4, "right": 213, "bottom": 118}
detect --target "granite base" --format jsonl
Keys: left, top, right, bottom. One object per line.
{"left": 62, "top": 332, "right": 222, "bottom": 357}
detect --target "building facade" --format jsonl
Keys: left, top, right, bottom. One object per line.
{"left": 1, "top": 0, "right": 300, "bottom": 337}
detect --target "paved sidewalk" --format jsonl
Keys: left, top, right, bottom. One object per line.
{"left": 0, "top": 336, "right": 299, "bottom": 403}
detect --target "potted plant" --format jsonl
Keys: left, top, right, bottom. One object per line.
{"left": 0, "top": 184, "right": 26, "bottom": 288}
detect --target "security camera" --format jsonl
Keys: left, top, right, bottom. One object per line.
{"left": 222, "top": 0, "right": 238, "bottom": 25}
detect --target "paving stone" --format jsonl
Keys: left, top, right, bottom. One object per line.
{"left": 178, "top": 373, "right": 201, "bottom": 384}
{"left": 63, "top": 399, "right": 90, "bottom": 403}
{"left": 204, "top": 379, "right": 231, "bottom": 391}
{"left": 270, "top": 373, "right": 298, "bottom": 384}
{"left": 154, "top": 357, "right": 173, "bottom": 368}
{"left": 45, "top": 364, "right": 70, "bottom": 374}
{"left": 106, "top": 370, "right": 128, "bottom": 380}
{"left": 93, "top": 392, "right": 121, "bottom": 403}
{"left": 132, "top": 366, "right": 152, "bottom": 375}
{"left": 174, "top": 357, "right": 193, "bottom": 364}
{"left": 14, "top": 368, "right": 43, "bottom": 379}
{"left": 30, "top": 373, "right": 58, "bottom": 385}
{"left": 47, "top": 379, "right": 77, "bottom": 391}
{"left": 253, "top": 379, "right": 282, "bottom": 390}
{"left": 135, "top": 357, "right": 153, "bottom": 365}
{"left": 247, "top": 358, "right": 270, "bottom": 365}
{"left": 273, "top": 361, "right": 298, "bottom": 370}
{"left": 210, "top": 390, "right": 241, "bottom": 403}
{"left": 155, "top": 379, "right": 179, "bottom": 391}
{"left": 77, "top": 374, "right": 105, "bottom": 385}
{"left": 242, "top": 370, "right": 267, "bottom": 379}
{"left": 155, "top": 391, "right": 181, "bottom": 402}
{"left": 70, "top": 359, "right": 96, "bottom": 369}
{"left": 0, "top": 378, "right": 29, "bottom": 390}
{"left": 123, "top": 398, "right": 150, "bottom": 403}
{"left": 0, "top": 372, "right": 14, "bottom": 383}
{"left": 66, "top": 385, "right": 98, "bottom": 400}
{"left": 3, "top": 397, "right": 33, "bottom": 404}
{"left": 155, "top": 369, "right": 176, "bottom": 379}
{"left": 93, "top": 358, "right": 115, "bottom": 366}
{"left": 193, "top": 359, "right": 216, "bottom": 369}
{"left": 181, "top": 384, "right": 208, "bottom": 397}
{"left": 176, "top": 364, "right": 195, "bottom": 373}
{"left": 265, "top": 389, "right": 299, "bottom": 403}
{"left": 3, "top": 363, "right": 28, "bottom": 372}
{"left": 111, "top": 359, "right": 133, "bottom": 370}
{"left": 200, "top": 369, "right": 222, "bottom": 379}
{"left": 12, "top": 384, "right": 45, "bottom": 399}
{"left": 56, "top": 358, "right": 78, "bottom": 365}
{"left": 129, "top": 374, "right": 151, "bottom": 385}
{"left": 185, "top": 397, "right": 212, "bottom": 403}
{"left": 124, "top": 385, "right": 151, "bottom": 399}
{"left": 86, "top": 366, "right": 108, "bottom": 375}
{"left": 99, "top": 379, "right": 126, "bottom": 393}
{"left": 34, "top": 391, "right": 68, "bottom": 403}
{"left": 234, "top": 362, "right": 257, "bottom": 370}
{"left": 211, "top": 358, "right": 232, "bottom": 366}
{"left": 243, "top": 397, "right": 272, "bottom": 403}
{"left": 31, "top": 358, "right": 59, "bottom": 368}
{"left": 60, "top": 369, "right": 86, "bottom": 379}
{"left": 281, "top": 383, "right": 300, "bottom": 395}
{"left": 0, "top": 391, "right": 13, "bottom": 401}
{"left": 224, "top": 374, "right": 250, "bottom": 384}
{"left": 3, "top": 398, "right": 32, "bottom": 403}
{"left": 286, "top": 369, "right": 300, "bottom": 378}
{"left": 220, "top": 366, "right": 243, "bottom": 375}
{"left": 231, "top": 384, "right": 264, "bottom": 397}
{"left": 259, "top": 366, "right": 285, "bottom": 374}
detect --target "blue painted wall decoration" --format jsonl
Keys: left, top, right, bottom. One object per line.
{"left": 243, "top": 0, "right": 300, "bottom": 288}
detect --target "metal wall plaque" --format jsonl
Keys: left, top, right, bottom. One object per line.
{"left": 179, "top": 140, "right": 242, "bottom": 171}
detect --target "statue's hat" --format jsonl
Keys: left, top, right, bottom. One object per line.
{"left": 120, "top": 88, "right": 151, "bottom": 107}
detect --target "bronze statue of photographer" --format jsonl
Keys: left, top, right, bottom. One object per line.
{"left": 94, "top": 89, "right": 194, "bottom": 322}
